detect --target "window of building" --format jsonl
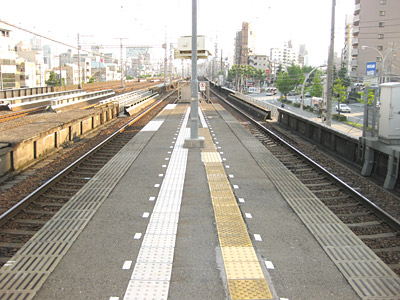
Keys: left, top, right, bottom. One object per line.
{"left": 379, "top": 22, "right": 385, "bottom": 27}
{"left": 379, "top": 11, "right": 385, "bottom": 16}
{"left": 377, "top": 56, "right": 382, "bottom": 62}
{"left": 378, "top": 34, "right": 384, "bottom": 39}
{"left": 380, "top": 0, "right": 386, "bottom": 4}
{"left": 378, "top": 46, "right": 383, "bottom": 51}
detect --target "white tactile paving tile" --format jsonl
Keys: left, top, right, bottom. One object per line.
{"left": 141, "top": 234, "right": 176, "bottom": 248}
{"left": 124, "top": 281, "right": 169, "bottom": 300}
{"left": 123, "top": 107, "right": 191, "bottom": 300}
{"left": 146, "top": 222, "right": 178, "bottom": 235}
{"left": 137, "top": 247, "right": 175, "bottom": 263}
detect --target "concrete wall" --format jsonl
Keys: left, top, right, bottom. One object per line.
{"left": 278, "top": 110, "right": 360, "bottom": 163}
{"left": 0, "top": 103, "right": 119, "bottom": 176}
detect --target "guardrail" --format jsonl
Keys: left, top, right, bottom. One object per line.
{"left": 0, "top": 90, "right": 83, "bottom": 111}
{"left": 0, "top": 86, "right": 56, "bottom": 99}
{"left": 234, "top": 92, "right": 280, "bottom": 118}
{"left": 50, "top": 90, "right": 115, "bottom": 112}
{"left": 96, "top": 89, "right": 159, "bottom": 116}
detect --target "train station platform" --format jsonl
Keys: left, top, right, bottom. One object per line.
{"left": 1, "top": 101, "right": 399, "bottom": 300}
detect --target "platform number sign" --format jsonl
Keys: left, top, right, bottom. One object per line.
{"left": 199, "top": 82, "right": 206, "bottom": 91}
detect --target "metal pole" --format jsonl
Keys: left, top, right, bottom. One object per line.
{"left": 120, "top": 38, "right": 124, "bottom": 88}
{"left": 59, "top": 55, "right": 62, "bottom": 87}
{"left": 326, "top": 0, "right": 336, "bottom": 126}
{"left": 164, "top": 29, "right": 167, "bottom": 88}
{"left": 77, "top": 34, "right": 82, "bottom": 89}
{"left": 362, "top": 86, "right": 369, "bottom": 138}
{"left": 190, "top": 0, "right": 199, "bottom": 139}
{"left": 0, "top": 65, "right": 3, "bottom": 90}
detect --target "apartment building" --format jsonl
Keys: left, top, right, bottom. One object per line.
{"left": 342, "top": 15, "right": 354, "bottom": 78}
{"left": 0, "top": 26, "right": 17, "bottom": 89}
{"left": 248, "top": 55, "right": 269, "bottom": 71}
{"left": 352, "top": 0, "right": 400, "bottom": 82}
{"left": 234, "top": 22, "right": 255, "bottom": 65}
{"left": 270, "top": 43, "right": 298, "bottom": 69}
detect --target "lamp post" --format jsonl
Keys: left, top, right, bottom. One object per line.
{"left": 300, "top": 65, "right": 326, "bottom": 114}
{"left": 361, "top": 44, "right": 400, "bottom": 83}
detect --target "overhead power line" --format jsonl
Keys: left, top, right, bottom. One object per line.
{"left": 0, "top": 19, "right": 123, "bottom": 64}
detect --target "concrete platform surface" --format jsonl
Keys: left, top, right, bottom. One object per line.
{"left": 1, "top": 101, "right": 398, "bottom": 300}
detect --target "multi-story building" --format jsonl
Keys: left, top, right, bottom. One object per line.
{"left": 248, "top": 55, "right": 269, "bottom": 71}
{"left": 351, "top": 0, "right": 400, "bottom": 82}
{"left": 298, "top": 44, "right": 309, "bottom": 67}
{"left": 270, "top": 42, "right": 298, "bottom": 69}
{"left": 342, "top": 15, "right": 354, "bottom": 78}
{"left": 0, "top": 25, "right": 17, "bottom": 89}
{"left": 234, "top": 22, "right": 255, "bottom": 65}
{"left": 17, "top": 47, "right": 45, "bottom": 87}
{"left": 16, "top": 58, "right": 37, "bottom": 88}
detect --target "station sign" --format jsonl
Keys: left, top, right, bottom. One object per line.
{"left": 366, "top": 62, "right": 376, "bottom": 76}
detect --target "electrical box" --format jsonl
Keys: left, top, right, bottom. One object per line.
{"left": 174, "top": 36, "right": 211, "bottom": 59}
{"left": 379, "top": 83, "right": 400, "bottom": 142}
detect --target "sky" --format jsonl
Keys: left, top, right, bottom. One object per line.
{"left": 1, "top": 0, "right": 355, "bottom": 66}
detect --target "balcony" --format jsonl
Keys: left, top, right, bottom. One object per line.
{"left": 350, "top": 71, "right": 358, "bottom": 79}
{"left": 353, "top": 15, "right": 360, "bottom": 26}
{"left": 351, "top": 60, "right": 358, "bottom": 67}
{"left": 352, "top": 48, "right": 359, "bottom": 56}
{"left": 353, "top": 26, "right": 360, "bottom": 35}
{"left": 355, "top": 3, "right": 360, "bottom": 13}
{"left": 352, "top": 38, "right": 359, "bottom": 46}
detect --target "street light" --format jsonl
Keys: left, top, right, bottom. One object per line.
{"left": 300, "top": 65, "right": 326, "bottom": 114}
{"left": 361, "top": 44, "right": 400, "bottom": 83}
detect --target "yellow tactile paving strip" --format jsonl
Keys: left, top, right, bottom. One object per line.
{"left": 200, "top": 127, "right": 272, "bottom": 300}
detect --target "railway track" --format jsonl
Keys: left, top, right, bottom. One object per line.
{"left": 0, "top": 81, "right": 163, "bottom": 123}
{"left": 212, "top": 89, "right": 400, "bottom": 276}
{"left": 0, "top": 90, "right": 177, "bottom": 267}
{"left": 0, "top": 106, "right": 47, "bottom": 123}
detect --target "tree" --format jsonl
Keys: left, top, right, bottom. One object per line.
{"left": 88, "top": 76, "right": 96, "bottom": 83}
{"left": 45, "top": 71, "right": 60, "bottom": 86}
{"left": 337, "top": 63, "right": 350, "bottom": 88}
{"left": 276, "top": 72, "right": 296, "bottom": 99}
{"left": 333, "top": 78, "right": 347, "bottom": 115}
{"left": 310, "top": 71, "right": 323, "bottom": 97}
{"left": 358, "top": 84, "right": 375, "bottom": 105}
{"left": 287, "top": 64, "right": 304, "bottom": 89}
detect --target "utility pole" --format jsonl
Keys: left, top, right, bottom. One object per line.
{"left": 115, "top": 38, "right": 127, "bottom": 88}
{"left": 221, "top": 49, "right": 223, "bottom": 77}
{"left": 325, "top": 0, "right": 336, "bottom": 126}
{"left": 77, "top": 33, "right": 82, "bottom": 89}
{"left": 164, "top": 28, "right": 167, "bottom": 87}
{"left": 59, "top": 55, "right": 62, "bottom": 87}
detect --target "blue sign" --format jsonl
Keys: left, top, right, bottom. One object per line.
{"left": 366, "top": 62, "right": 376, "bottom": 76}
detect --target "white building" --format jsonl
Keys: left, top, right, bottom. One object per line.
{"left": 270, "top": 43, "right": 298, "bottom": 69}
{"left": 64, "top": 63, "right": 81, "bottom": 85}
{"left": 17, "top": 48, "right": 45, "bottom": 87}
{"left": 0, "top": 25, "right": 17, "bottom": 89}
{"left": 341, "top": 15, "right": 353, "bottom": 78}
{"left": 248, "top": 55, "right": 269, "bottom": 71}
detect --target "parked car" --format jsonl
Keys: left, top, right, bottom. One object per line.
{"left": 335, "top": 103, "right": 351, "bottom": 113}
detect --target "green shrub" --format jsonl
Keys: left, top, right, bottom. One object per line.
{"left": 333, "top": 114, "right": 347, "bottom": 121}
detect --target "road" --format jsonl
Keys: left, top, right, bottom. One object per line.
{"left": 248, "top": 93, "right": 369, "bottom": 126}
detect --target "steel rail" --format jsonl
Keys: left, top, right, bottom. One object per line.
{"left": 0, "top": 90, "right": 175, "bottom": 227}
{"left": 212, "top": 89, "right": 400, "bottom": 232}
